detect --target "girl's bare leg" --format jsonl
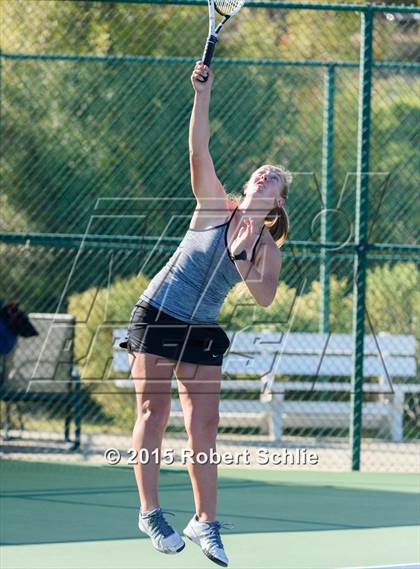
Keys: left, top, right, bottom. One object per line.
{"left": 130, "top": 350, "right": 176, "bottom": 511}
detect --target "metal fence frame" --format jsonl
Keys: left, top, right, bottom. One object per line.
{"left": 1, "top": 1, "right": 419, "bottom": 470}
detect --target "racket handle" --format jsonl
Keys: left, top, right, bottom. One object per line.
{"left": 199, "top": 35, "right": 217, "bottom": 82}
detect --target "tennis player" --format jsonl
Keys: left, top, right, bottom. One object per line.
{"left": 119, "top": 60, "right": 291, "bottom": 567}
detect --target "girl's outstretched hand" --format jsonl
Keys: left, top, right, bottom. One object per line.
{"left": 230, "top": 218, "right": 261, "bottom": 260}
{"left": 191, "top": 61, "right": 214, "bottom": 93}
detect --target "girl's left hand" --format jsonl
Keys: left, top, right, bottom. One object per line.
{"left": 191, "top": 61, "right": 213, "bottom": 93}
{"left": 229, "top": 218, "right": 261, "bottom": 259}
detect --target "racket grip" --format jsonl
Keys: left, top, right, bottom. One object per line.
{"left": 200, "top": 35, "right": 217, "bottom": 81}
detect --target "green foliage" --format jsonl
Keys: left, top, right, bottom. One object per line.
{"left": 285, "top": 9, "right": 361, "bottom": 62}
{"left": 366, "top": 261, "right": 419, "bottom": 338}
{"left": 2, "top": 0, "right": 418, "bottom": 248}
{"left": 68, "top": 273, "right": 148, "bottom": 382}
{"left": 369, "top": 87, "right": 420, "bottom": 244}
{"left": 67, "top": 273, "right": 149, "bottom": 430}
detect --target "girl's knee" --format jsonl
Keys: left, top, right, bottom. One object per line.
{"left": 137, "top": 399, "right": 171, "bottom": 429}
{"left": 186, "top": 412, "right": 220, "bottom": 442}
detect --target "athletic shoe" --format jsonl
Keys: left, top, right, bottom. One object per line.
{"left": 183, "top": 514, "right": 234, "bottom": 567}
{"left": 138, "top": 507, "right": 185, "bottom": 554}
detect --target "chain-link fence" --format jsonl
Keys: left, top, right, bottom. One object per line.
{"left": 1, "top": 0, "right": 419, "bottom": 471}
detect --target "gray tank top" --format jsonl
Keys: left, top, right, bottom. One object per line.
{"left": 138, "top": 206, "right": 263, "bottom": 324}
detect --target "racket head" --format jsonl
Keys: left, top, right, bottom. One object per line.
{"left": 214, "top": 0, "right": 245, "bottom": 17}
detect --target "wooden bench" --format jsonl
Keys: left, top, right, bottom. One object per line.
{"left": 0, "top": 313, "right": 82, "bottom": 449}
{"left": 113, "top": 330, "right": 417, "bottom": 442}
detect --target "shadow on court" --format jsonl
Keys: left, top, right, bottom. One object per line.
{"left": 1, "top": 460, "right": 419, "bottom": 546}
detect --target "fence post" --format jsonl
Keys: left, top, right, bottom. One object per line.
{"left": 350, "top": 7, "right": 374, "bottom": 471}
{"left": 0, "top": 49, "right": 2, "bottom": 160}
{"left": 320, "top": 64, "right": 335, "bottom": 335}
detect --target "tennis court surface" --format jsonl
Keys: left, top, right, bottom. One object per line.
{"left": 1, "top": 460, "right": 419, "bottom": 569}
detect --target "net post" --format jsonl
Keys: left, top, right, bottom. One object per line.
{"left": 0, "top": 48, "right": 2, "bottom": 168}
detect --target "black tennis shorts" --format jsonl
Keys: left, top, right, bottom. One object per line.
{"left": 118, "top": 299, "right": 231, "bottom": 366}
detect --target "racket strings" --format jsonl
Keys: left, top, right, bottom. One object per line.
{"left": 215, "top": 0, "right": 245, "bottom": 17}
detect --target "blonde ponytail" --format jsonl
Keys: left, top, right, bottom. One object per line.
{"left": 265, "top": 205, "right": 289, "bottom": 247}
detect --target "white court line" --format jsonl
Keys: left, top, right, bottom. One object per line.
{"left": 342, "top": 564, "right": 420, "bottom": 569}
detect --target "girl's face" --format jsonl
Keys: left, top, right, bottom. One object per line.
{"left": 246, "top": 167, "right": 286, "bottom": 209}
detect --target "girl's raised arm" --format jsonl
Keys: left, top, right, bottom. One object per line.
{"left": 189, "top": 61, "right": 226, "bottom": 209}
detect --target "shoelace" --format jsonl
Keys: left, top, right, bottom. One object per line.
{"left": 202, "top": 520, "right": 234, "bottom": 550}
{"left": 142, "top": 508, "right": 176, "bottom": 539}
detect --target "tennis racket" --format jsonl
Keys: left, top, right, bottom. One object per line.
{"left": 199, "top": 0, "right": 246, "bottom": 82}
